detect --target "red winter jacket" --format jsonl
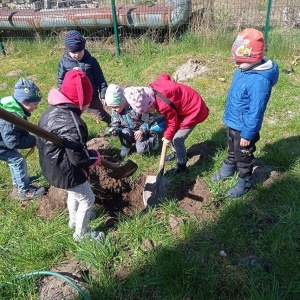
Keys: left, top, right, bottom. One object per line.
{"left": 149, "top": 74, "right": 209, "bottom": 140}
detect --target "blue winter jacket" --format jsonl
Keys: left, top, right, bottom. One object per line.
{"left": 223, "top": 58, "right": 279, "bottom": 141}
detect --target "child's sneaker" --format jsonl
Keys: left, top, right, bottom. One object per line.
{"left": 68, "top": 210, "right": 97, "bottom": 229}
{"left": 12, "top": 175, "right": 41, "bottom": 189}
{"left": 165, "top": 152, "right": 177, "bottom": 162}
{"left": 169, "top": 163, "right": 187, "bottom": 175}
{"left": 120, "top": 146, "right": 131, "bottom": 157}
{"left": 73, "top": 230, "right": 105, "bottom": 242}
{"left": 18, "top": 185, "right": 45, "bottom": 201}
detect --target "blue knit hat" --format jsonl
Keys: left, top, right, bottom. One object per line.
{"left": 14, "top": 78, "right": 42, "bottom": 103}
{"left": 65, "top": 30, "right": 86, "bottom": 52}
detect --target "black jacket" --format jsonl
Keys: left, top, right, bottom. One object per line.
{"left": 57, "top": 50, "right": 107, "bottom": 99}
{"left": 38, "top": 103, "right": 99, "bottom": 189}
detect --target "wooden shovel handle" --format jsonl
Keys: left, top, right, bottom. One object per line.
{"left": 0, "top": 107, "right": 64, "bottom": 147}
{"left": 0, "top": 107, "right": 125, "bottom": 172}
{"left": 158, "top": 139, "right": 168, "bottom": 176}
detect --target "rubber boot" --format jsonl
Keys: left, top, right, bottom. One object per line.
{"left": 211, "top": 162, "right": 236, "bottom": 182}
{"left": 227, "top": 175, "right": 253, "bottom": 199}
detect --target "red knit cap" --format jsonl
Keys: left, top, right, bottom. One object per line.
{"left": 231, "top": 28, "right": 264, "bottom": 63}
{"left": 60, "top": 70, "right": 93, "bottom": 109}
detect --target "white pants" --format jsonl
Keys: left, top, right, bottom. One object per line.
{"left": 67, "top": 181, "right": 95, "bottom": 237}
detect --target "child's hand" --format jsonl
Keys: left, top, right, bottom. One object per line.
{"left": 134, "top": 130, "right": 143, "bottom": 141}
{"left": 240, "top": 138, "right": 250, "bottom": 147}
{"left": 162, "top": 137, "right": 171, "bottom": 145}
{"left": 107, "top": 128, "right": 117, "bottom": 136}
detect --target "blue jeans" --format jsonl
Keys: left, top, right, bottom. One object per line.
{"left": 0, "top": 149, "right": 30, "bottom": 193}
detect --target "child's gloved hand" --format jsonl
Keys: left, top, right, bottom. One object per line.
{"left": 134, "top": 130, "right": 143, "bottom": 141}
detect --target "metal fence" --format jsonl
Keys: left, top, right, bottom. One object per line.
{"left": 0, "top": 0, "right": 299, "bottom": 54}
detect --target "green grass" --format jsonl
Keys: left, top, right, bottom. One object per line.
{"left": 0, "top": 30, "right": 300, "bottom": 299}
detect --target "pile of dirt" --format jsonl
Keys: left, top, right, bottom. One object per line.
{"left": 35, "top": 138, "right": 214, "bottom": 220}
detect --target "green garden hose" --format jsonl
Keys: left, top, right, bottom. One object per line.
{"left": 16, "top": 270, "right": 91, "bottom": 300}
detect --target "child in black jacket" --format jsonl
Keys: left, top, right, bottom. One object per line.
{"left": 57, "top": 30, "right": 111, "bottom": 125}
{"left": 38, "top": 69, "right": 104, "bottom": 242}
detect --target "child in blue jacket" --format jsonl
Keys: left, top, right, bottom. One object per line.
{"left": 211, "top": 28, "right": 279, "bottom": 198}
{"left": 0, "top": 78, "right": 45, "bottom": 200}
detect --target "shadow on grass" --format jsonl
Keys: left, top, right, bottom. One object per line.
{"left": 260, "top": 135, "right": 300, "bottom": 169}
{"left": 84, "top": 166, "right": 300, "bottom": 300}
{"left": 165, "top": 127, "right": 227, "bottom": 200}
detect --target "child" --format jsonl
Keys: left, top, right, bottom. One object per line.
{"left": 38, "top": 69, "right": 104, "bottom": 242}
{"left": 211, "top": 28, "right": 279, "bottom": 198}
{"left": 124, "top": 75, "right": 209, "bottom": 174}
{"left": 104, "top": 84, "right": 160, "bottom": 157}
{"left": 0, "top": 78, "right": 45, "bottom": 200}
{"left": 57, "top": 30, "right": 111, "bottom": 125}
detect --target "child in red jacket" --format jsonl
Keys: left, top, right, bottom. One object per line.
{"left": 124, "top": 74, "right": 209, "bottom": 174}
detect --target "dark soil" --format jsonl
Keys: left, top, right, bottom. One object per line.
{"left": 35, "top": 138, "right": 214, "bottom": 220}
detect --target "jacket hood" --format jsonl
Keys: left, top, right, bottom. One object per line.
{"left": 48, "top": 88, "right": 78, "bottom": 106}
{"left": 248, "top": 58, "right": 279, "bottom": 87}
{"left": 0, "top": 96, "right": 28, "bottom": 117}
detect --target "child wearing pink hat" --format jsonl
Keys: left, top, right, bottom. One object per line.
{"left": 124, "top": 75, "right": 209, "bottom": 174}
{"left": 38, "top": 69, "right": 104, "bottom": 242}
{"left": 105, "top": 84, "right": 160, "bottom": 157}
{"left": 211, "top": 28, "right": 279, "bottom": 198}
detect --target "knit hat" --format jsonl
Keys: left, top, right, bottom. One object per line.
{"left": 60, "top": 69, "right": 93, "bottom": 109}
{"left": 14, "top": 78, "right": 42, "bottom": 103}
{"left": 65, "top": 30, "right": 86, "bottom": 52}
{"left": 124, "top": 87, "right": 155, "bottom": 114}
{"left": 105, "top": 84, "right": 126, "bottom": 107}
{"left": 231, "top": 28, "right": 264, "bottom": 63}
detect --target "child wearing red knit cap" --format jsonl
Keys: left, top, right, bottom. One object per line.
{"left": 38, "top": 69, "right": 104, "bottom": 242}
{"left": 211, "top": 28, "right": 279, "bottom": 198}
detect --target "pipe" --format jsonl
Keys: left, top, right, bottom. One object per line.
{"left": 15, "top": 270, "right": 91, "bottom": 300}
{"left": 0, "top": 0, "right": 191, "bottom": 30}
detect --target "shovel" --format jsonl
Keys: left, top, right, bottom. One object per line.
{"left": 143, "top": 139, "right": 170, "bottom": 207}
{"left": 0, "top": 107, "right": 137, "bottom": 179}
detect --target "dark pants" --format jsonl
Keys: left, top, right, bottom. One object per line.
{"left": 118, "top": 128, "right": 157, "bottom": 154}
{"left": 87, "top": 97, "right": 111, "bottom": 125}
{"left": 224, "top": 127, "right": 260, "bottom": 178}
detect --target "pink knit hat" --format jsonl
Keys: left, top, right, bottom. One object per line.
{"left": 231, "top": 28, "right": 264, "bottom": 63}
{"left": 124, "top": 87, "right": 155, "bottom": 114}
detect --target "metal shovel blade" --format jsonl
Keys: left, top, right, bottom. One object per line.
{"left": 143, "top": 174, "right": 170, "bottom": 207}
{"left": 104, "top": 159, "right": 138, "bottom": 179}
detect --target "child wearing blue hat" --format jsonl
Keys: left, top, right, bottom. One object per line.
{"left": 57, "top": 30, "right": 111, "bottom": 125}
{"left": 0, "top": 78, "right": 45, "bottom": 200}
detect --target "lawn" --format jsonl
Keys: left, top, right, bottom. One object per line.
{"left": 0, "top": 31, "right": 299, "bottom": 299}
